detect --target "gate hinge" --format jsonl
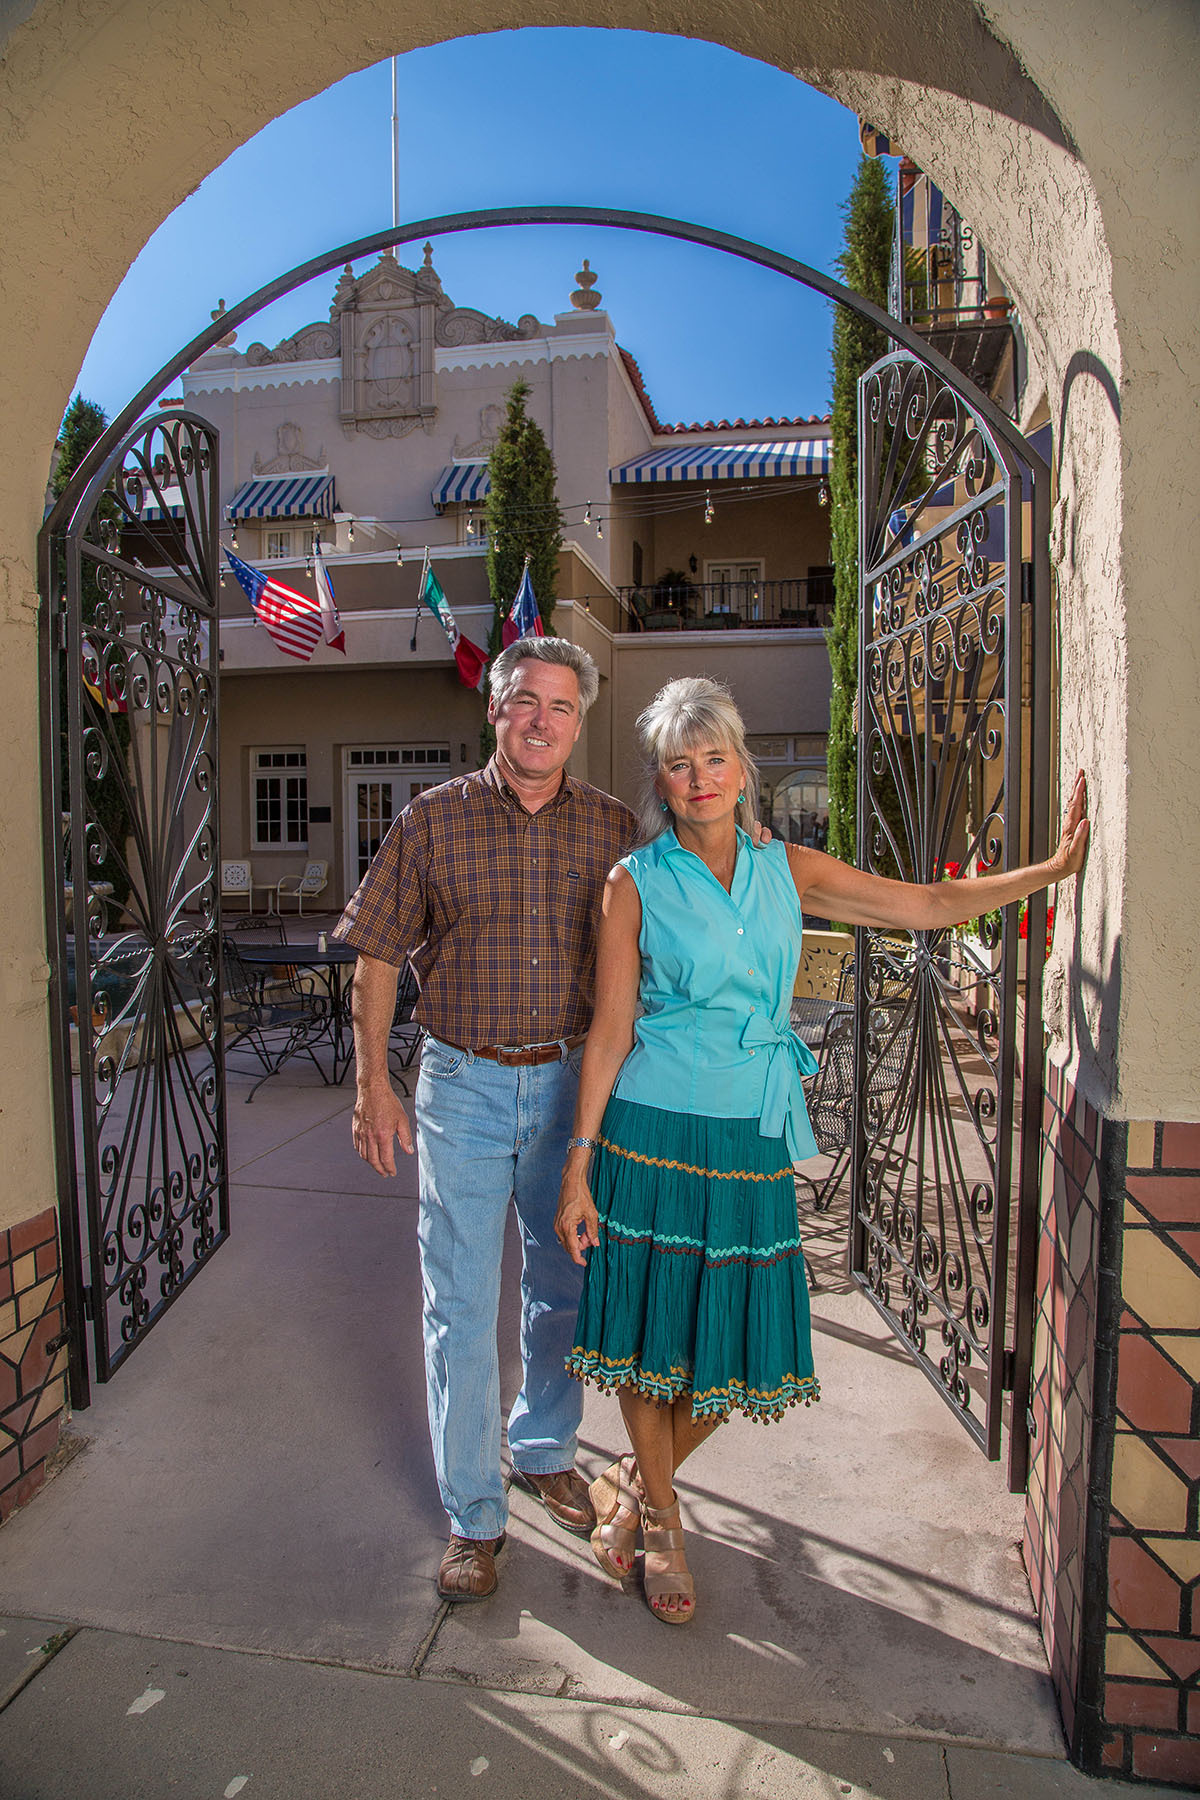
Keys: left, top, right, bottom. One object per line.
{"left": 45, "top": 1327, "right": 73, "bottom": 1356}
{"left": 1001, "top": 1348, "right": 1017, "bottom": 1391}
{"left": 81, "top": 1285, "right": 95, "bottom": 1322}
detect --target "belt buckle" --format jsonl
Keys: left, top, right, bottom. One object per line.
{"left": 497, "top": 1039, "right": 562, "bottom": 1066}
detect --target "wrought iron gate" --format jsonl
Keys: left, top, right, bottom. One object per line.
{"left": 40, "top": 412, "right": 229, "bottom": 1406}
{"left": 851, "top": 351, "right": 1050, "bottom": 1488}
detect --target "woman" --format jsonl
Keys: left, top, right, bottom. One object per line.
{"left": 555, "top": 676, "right": 1088, "bottom": 1627}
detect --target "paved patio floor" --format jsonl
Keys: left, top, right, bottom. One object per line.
{"left": 0, "top": 1047, "right": 1178, "bottom": 1797}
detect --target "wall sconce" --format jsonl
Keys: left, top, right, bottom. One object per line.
{"left": 688, "top": 555, "right": 698, "bottom": 574}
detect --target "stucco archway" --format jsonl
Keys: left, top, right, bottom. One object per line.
{"left": 2, "top": 3, "right": 1198, "bottom": 1780}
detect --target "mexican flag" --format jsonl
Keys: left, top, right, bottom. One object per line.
{"left": 418, "top": 556, "right": 488, "bottom": 690}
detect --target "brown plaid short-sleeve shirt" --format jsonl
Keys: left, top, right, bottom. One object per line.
{"left": 333, "top": 760, "right": 637, "bottom": 1046}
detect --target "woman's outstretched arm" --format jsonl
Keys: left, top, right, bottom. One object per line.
{"left": 789, "top": 771, "right": 1089, "bottom": 932}
{"left": 554, "top": 866, "right": 643, "bottom": 1265}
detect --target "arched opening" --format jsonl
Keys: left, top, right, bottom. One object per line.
{"left": 3, "top": 8, "right": 1197, "bottom": 1783}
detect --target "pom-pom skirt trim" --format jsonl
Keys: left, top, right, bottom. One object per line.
{"left": 567, "top": 1096, "right": 819, "bottom": 1423}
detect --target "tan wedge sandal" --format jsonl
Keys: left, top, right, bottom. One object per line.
{"left": 588, "top": 1456, "right": 641, "bottom": 1580}
{"left": 640, "top": 1493, "right": 696, "bottom": 1625}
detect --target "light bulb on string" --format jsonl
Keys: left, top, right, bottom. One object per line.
{"left": 231, "top": 524, "right": 239, "bottom": 550}
{"left": 704, "top": 491, "right": 714, "bottom": 525}
{"left": 395, "top": 545, "right": 403, "bottom": 565}
{"left": 583, "top": 504, "right": 592, "bottom": 525}
{"left": 466, "top": 513, "right": 475, "bottom": 537}
{"left": 348, "top": 519, "right": 355, "bottom": 544}
{"left": 596, "top": 517, "right": 603, "bottom": 540}
{"left": 818, "top": 480, "right": 829, "bottom": 507}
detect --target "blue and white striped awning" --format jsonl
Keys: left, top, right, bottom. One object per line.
{"left": 227, "top": 472, "right": 336, "bottom": 520}
{"left": 133, "top": 484, "right": 185, "bottom": 522}
{"left": 611, "top": 440, "right": 831, "bottom": 484}
{"left": 432, "top": 463, "right": 491, "bottom": 507}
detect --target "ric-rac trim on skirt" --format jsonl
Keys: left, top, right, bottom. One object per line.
{"left": 567, "top": 1096, "right": 820, "bottom": 1426}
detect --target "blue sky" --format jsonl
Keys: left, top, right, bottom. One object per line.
{"left": 77, "top": 30, "right": 872, "bottom": 428}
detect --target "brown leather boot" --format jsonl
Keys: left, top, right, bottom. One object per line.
{"left": 510, "top": 1466, "right": 597, "bottom": 1536}
{"left": 436, "top": 1532, "right": 506, "bottom": 1602}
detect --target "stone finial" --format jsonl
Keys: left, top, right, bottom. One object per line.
{"left": 331, "top": 262, "right": 358, "bottom": 317}
{"left": 211, "top": 299, "right": 237, "bottom": 348}
{"left": 417, "top": 241, "right": 443, "bottom": 292}
{"left": 570, "top": 260, "right": 601, "bottom": 311}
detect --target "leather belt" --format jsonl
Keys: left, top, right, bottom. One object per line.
{"left": 445, "top": 1034, "right": 586, "bottom": 1067}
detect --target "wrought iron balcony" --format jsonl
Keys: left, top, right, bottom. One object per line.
{"left": 613, "top": 575, "right": 834, "bottom": 633}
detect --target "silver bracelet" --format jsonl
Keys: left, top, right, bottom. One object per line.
{"left": 565, "top": 1135, "right": 598, "bottom": 1152}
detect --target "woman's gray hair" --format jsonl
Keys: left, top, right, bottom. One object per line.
{"left": 634, "top": 676, "right": 760, "bottom": 843}
{"left": 488, "top": 635, "right": 599, "bottom": 716}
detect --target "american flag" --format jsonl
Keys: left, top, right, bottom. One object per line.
{"left": 224, "top": 549, "right": 324, "bottom": 662}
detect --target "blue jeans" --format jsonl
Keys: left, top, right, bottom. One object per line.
{"left": 414, "top": 1035, "right": 586, "bottom": 1540}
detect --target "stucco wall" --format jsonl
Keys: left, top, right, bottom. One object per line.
{"left": 1, "top": 0, "right": 1197, "bottom": 1235}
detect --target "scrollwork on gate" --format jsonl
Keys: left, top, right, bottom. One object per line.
{"left": 850, "top": 350, "right": 1032, "bottom": 1459}
{"left": 44, "top": 411, "right": 229, "bottom": 1393}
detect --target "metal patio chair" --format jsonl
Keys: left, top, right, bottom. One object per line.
{"left": 221, "top": 934, "right": 332, "bottom": 1101}
{"left": 794, "top": 996, "right": 913, "bottom": 1214}
{"left": 378, "top": 963, "right": 421, "bottom": 1093}
{"left": 274, "top": 859, "right": 329, "bottom": 914}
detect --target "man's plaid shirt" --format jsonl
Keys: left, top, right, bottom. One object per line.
{"left": 334, "top": 760, "right": 637, "bottom": 1047}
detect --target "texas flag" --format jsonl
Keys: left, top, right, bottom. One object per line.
{"left": 224, "top": 549, "right": 323, "bottom": 663}
{"left": 502, "top": 561, "right": 545, "bottom": 649}
{"left": 417, "top": 554, "right": 488, "bottom": 690}
{"left": 312, "top": 547, "right": 346, "bottom": 653}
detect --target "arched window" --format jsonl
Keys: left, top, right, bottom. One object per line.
{"left": 770, "top": 767, "right": 829, "bottom": 850}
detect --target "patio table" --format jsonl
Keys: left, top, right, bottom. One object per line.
{"left": 237, "top": 941, "right": 358, "bottom": 1084}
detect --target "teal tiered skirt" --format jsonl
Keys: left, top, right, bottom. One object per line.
{"left": 566, "top": 1096, "right": 819, "bottom": 1423}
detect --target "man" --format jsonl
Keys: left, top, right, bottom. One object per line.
{"left": 336, "top": 636, "right": 636, "bottom": 1602}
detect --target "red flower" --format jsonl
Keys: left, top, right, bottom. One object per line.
{"left": 944, "top": 860, "right": 961, "bottom": 879}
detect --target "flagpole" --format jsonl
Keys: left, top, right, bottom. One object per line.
{"left": 391, "top": 57, "right": 400, "bottom": 248}
{"left": 410, "top": 545, "right": 429, "bottom": 652}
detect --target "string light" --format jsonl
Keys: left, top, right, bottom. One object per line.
{"left": 231, "top": 524, "right": 239, "bottom": 550}
{"left": 347, "top": 519, "right": 355, "bottom": 544}
{"left": 596, "top": 517, "right": 603, "bottom": 540}
{"left": 584, "top": 504, "right": 592, "bottom": 525}
{"left": 704, "top": 490, "right": 714, "bottom": 525}
{"left": 466, "top": 513, "right": 475, "bottom": 536}
{"left": 395, "top": 545, "right": 403, "bottom": 565}
{"left": 818, "top": 480, "right": 829, "bottom": 507}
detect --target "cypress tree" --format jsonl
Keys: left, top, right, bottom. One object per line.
{"left": 484, "top": 378, "right": 563, "bottom": 653}
{"left": 827, "top": 156, "right": 894, "bottom": 866}
{"left": 52, "top": 394, "right": 132, "bottom": 910}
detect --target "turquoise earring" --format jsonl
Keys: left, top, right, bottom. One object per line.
{"left": 660, "top": 799, "right": 669, "bottom": 813}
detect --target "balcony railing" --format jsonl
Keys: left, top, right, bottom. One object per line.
{"left": 612, "top": 577, "right": 834, "bottom": 633}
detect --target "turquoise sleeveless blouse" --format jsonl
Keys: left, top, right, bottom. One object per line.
{"left": 612, "top": 829, "right": 819, "bottom": 1161}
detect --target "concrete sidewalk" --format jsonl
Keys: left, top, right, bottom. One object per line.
{"left": 0, "top": 1059, "right": 1179, "bottom": 1797}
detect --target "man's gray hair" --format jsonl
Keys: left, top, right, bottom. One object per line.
{"left": 488, "top": 635, "right": 600, "bottom": 716}
{"left": 634, "top": 675, "right": 760, "bottom": 843}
